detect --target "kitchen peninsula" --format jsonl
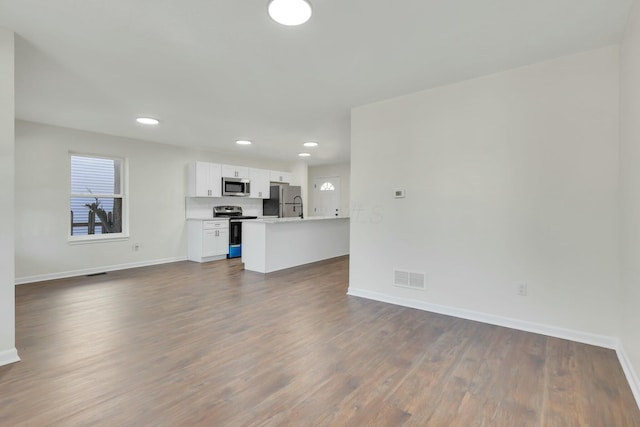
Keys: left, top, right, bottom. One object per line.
{"left": 242, "top": 217, "right": 349, "bottom": 273}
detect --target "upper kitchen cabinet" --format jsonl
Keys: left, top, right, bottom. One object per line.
{"left": 249, "top": 168, "right": 270, "bottom": 199}
{"left": 221, "top": 164, "right": 249, "bottom": 179}
{"left": 188, "top": 161, "right": 222, "bottom": 197}
{"left": 270, "top": 171, "right": 292, "bottom": 184}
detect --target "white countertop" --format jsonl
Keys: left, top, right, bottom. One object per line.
{"left": 251, "top": 216, "right": 349, "bottom": 224}
{"left": 186, "top": 217, "right": 229, "bottom": 221}
{"left": 187, "top": 216, "right": 349, "bottom": 223}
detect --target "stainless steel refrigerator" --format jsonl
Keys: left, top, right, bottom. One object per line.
{"left": 262, "top": 184, "right": 303, "bottom": 218}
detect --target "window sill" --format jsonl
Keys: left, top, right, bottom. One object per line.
{"left": 68, "top": 234, "right": 130, "bottom": 245}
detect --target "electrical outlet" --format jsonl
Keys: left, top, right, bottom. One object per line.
{"left": 133, "top": 242, "right": 140, "bottom": 252}
{"left": 517, "top": 283, "right": 527, "bottom": 296}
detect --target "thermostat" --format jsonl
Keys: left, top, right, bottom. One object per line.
{"left": 394, "top": 189, "right": 405, "bottom": 198}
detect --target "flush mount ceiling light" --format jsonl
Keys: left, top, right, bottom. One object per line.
{"left": 236, "top": 140, "right": 252, "bottom": 145}
{"left": 303, "top": 141, "right": 318, "bottom": 147}
{"left": 136, "top": 117, "right": 159, "bottom": 125}
{"left": 298, "top": 152, "right": 311, "bottom": 157}
{"left": 268, "top": 0, "right": 312, "bottom": 26}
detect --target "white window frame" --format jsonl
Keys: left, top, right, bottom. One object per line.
{"left": 68, "top": 152, "right": 129, "bottom": 244}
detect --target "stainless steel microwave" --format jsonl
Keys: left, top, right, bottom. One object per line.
{"left": 222, "top": 177, "right": 250, "bottom": 197}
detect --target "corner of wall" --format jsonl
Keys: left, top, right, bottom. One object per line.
{"left": 619, "top": 0, "right": 640, "bottom": 412}
{"left": 0, "top": 27, "right": 16, "bottom": 364}
{"left": 0, "top": 348, "right": 20, "bottom": 367}
{"left": 617, "top": 344, "right": 640, "bottom": 410}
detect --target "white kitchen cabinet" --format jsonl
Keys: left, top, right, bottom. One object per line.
{"left": 203, "top": 227, "right": 228, "bottom": 257}
{"left": 221, "top": 164, "right": 249, "bottom": 179}
{"left": 249, "top": 168, "right": 270, "bottom": 199}
{"left": 270, "top": 170, "right": 292, "bottom": 183}
{"left": 187, "top": 219, "right": 229, "bottom": 262}
{"left": 188, "top": 161, "right": 221, "bottom": 197}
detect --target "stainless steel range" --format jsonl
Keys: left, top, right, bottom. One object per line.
{"left": 213, "top": 206, "right": 258, "bottom": 258}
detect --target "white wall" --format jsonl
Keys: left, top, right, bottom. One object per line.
{"left": 14, "top": 120, "right": 292, "bottom": 283}
{"left": 620, "top": 0, "right": 640, "bottom": 402}
{"left": 350, "top": 46, "right": 620, "bottom": 339}
{"left": 0, "top": 29, "right": 18, "bottom": 366}
{"left": 308, "top": 163, "right": 350, "bottom": 217}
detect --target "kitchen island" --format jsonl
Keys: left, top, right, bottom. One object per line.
{"left": 242, "top": 217, "right": 349, "bottom": 273}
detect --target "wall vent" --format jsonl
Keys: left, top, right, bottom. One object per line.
{"left": 393, "top": 269, "right": 426, "bottom": 290}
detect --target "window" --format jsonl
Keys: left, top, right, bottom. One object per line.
{"left": 70, "top": 154, "right": 126, "bottom": 240}
{"left": 320, "top": 182, "right": 335, "bottom": 191}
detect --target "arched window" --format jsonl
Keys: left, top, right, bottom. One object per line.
{"left": 320, "top": 182, "right": 335, "bottom": 191}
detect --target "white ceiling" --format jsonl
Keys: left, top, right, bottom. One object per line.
{"left": 0, "top": 0, "right": 633, "bottom": 165}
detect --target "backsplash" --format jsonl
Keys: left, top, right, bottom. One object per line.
{"left": 185, "top": 197, "right": 264, "bottom": 219}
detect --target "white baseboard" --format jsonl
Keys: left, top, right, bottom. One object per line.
{"left": 617, "top": 345, "right": 640, "bottom": 411}
{"left": 15, "top": 256, "right": 188, "bottom": 285}
{"left": 347, "top": 287, "right": 618, "bottom": 349}
{"left": 0, "top": 348, "right": 20, "bottom": 367}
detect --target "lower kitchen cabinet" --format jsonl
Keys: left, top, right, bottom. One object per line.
{"left": 187, "top": 219, "right": 229, "bottom": 262}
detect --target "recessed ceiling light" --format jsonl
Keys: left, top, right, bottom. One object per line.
{"left": 268, "top": 0, "right": 312, "bottom": 26}
{"left": 236, "top": 140, "right": 252, "bottom": 145}
{"left": 303, "top": 141, "right": 318, "bottom": 147}
{"left": 136, "top": 117, "right": 159, "bottom": 125}
{"left": 298, "top": 152, "right": 311, "bottom": 157}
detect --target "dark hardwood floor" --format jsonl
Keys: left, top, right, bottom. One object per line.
{"left": 1, "top": 256, "right": 639, "bottom": 426}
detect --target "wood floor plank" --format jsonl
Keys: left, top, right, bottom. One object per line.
{"left": 1, "top": 256, "right": 639, "bottom": 426}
